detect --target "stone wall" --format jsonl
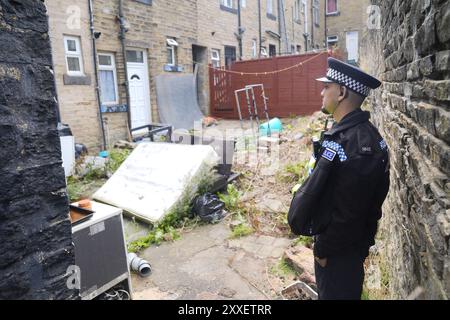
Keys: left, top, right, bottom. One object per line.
{"left": 361, "top": 0, "right": 450, "bottom": 299}
{"left": 45, "top": 1, "right": 329, "bottom": 150}
{"left": 326, "top": 0, "right": 370, "bottom": 62}
{"left": 0, "top": 0, "right": 76, "bottom": 299}
{"left": 47, "top": 0, "right": 103, "bottom": 151}
{"left": 94, "top": 0, "right": 198, "bottom": 126}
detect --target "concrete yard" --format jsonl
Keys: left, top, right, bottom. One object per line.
{"left": 131, "top": 220, "right": 292, "bottom": 300}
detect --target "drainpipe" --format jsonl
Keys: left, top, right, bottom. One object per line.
{"left": 310, "top": 0, "right": 314, "bottom": 48}
{"left": 324, "top": 0, "right": 328, "bottom": 50}
{"left": 118, "top": 0, "right": 132, "bottom": 134}
{"left": 237, "top": 0, "right": 243, "bottom": 60}
{"left": 278, "top": 0, "right": 281, "bottom": 55}
{"left": 292, "top": 6, "right": 295, "bottom": 52}
{"left": 258, "top": 0, "right": 262, "bottom": 58}
{"left": 88, "top": 0, "right": 107, "bottom": 150}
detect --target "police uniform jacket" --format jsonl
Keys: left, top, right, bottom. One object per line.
{"left": 288, "top": 109, "right": 390, "bottom": 259}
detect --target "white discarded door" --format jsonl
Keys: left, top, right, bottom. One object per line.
{"left": 126, "top": 49, "right": 151, "bottom": 130}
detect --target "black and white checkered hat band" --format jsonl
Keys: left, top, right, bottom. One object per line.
{"left": 327, "top": 68, "right": 371, "bottom": 96}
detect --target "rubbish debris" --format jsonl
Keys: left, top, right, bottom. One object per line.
{"left": 58, "top": 123, "right": 75, "bottom": 176}
{"left": 172, "top": 130, "right": 235, "bottom": 177}
{"left": 114, "top": 140, "right": 136, "bottom": 150}
{"left": 76, "top": 156, "right": 107, "bottom": 177}
{"left": 193, "top": 193, "right": 226, "bottom": 223}
{"left": 203, "top": 116, "right": 218, "bottom": 127}
{"left": 75, "top": 143, "right": 88, "bottom": 159}
{"left": 155, "top": 74, "right": 204, "bottom": 130}
{"left": 131, "top": 124, "right": 172, "bottom": 143}
{"left": 99, "top": 150, "right": 109, "bottom": 158}
{"left": 282, "top": 281, "right": 318, "bottom": 300}
{"left": 127, "top": 252, "right": 152, "bottom": 277}
{"left": 96, "top": 285, "right": 131, "bottom": 300}
{"left": 93, "top": 142, "right": 218, "bottom": 223}
{"left": 260, "top": 117, "right": 283, "bottom": 136}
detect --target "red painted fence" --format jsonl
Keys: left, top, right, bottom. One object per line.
{"left": 209, "top": 52, "right": 329, "bottom": 119}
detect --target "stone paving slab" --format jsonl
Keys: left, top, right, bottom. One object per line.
{"left": 131, "top": 220, "right": 294, "bottom": 300}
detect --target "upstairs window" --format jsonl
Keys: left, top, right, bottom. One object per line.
{"left": 313, "top": 0, "right": 320, "bottom": 26}
{"left": 64, "top": 36, "right": 84, "bottom": 76}
{"left": 252, "top": 40, "right": 257, "bottom": 58}
{"left": 327, "top": 0, "right": 338, "bottom": 15}
{"left": 267, "top": 0, "right": 274, "bottom": 15}
{"left": 222, "top": 0, "right": 233, "bottom": 8}
{"left": 303, "top": 0, "right": 308, "bottom": 32}
{"left": 294, "top": 0, "right": 301, "bottom": 21}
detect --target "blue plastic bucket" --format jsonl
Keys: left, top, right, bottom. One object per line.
{"left": 259, "top": 118, "right": 283, "bottom": 136}
{"left": 99, "top": 150, "right": 109, "bottom": 158}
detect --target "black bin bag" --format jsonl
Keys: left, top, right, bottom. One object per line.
{"left": 193, "top": 193, "right": 226, "bottom": 223}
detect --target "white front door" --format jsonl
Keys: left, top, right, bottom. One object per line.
{"left": 346, "top": 31, "right": 359, "bottom": 62}
{"left": 126, "top": 49, "right": 151, "bottom": 130}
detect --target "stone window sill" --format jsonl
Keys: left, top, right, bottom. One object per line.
{"left": 267, "top": 13, "right": 277, "bottom": 21}
{"left": 220, "top": 5, "right": 237, "bottom": 14}
{"left": 134, "top": 0, "right": 152, "bottom": 5}
{"left": 164, "top": 64, "right": 184, "bottom": 72}
{"left": 101, "top": 104, "right": 128, "bottom": 113}
{"left": 326, "top": 11, "right": 340, "bottom": 17}
{"left": 63, "top": 74, "right": 91, "bottom": 86}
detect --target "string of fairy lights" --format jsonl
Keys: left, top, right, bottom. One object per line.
{"left": 188, "top": 50, "right": 328, "bottom": 76}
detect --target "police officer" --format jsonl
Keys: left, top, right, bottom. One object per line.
{"left": 288, "top": 57, "right": 390, "bottom": 300}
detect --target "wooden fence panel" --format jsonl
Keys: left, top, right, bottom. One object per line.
{"left": 209, "top": 52, "right": 328, "bottom": 119}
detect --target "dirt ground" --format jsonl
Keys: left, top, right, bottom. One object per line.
{"left": 208, "top": 113, "right": 329, "bottom": 238}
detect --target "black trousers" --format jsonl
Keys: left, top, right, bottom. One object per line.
{"left": 314, "top": 252, "right": 366, "bottom": 300}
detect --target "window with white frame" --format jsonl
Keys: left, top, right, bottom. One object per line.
{"left": 240, "top": 0, "right": 246, "bottom": 8}
{"left": 64, "top": 36, "right": 84, "bottom": 76}
{"left": 211, "top": 49, "right": 221, "bottom": 68}
{"left": 327, "top": 35, "right": 338, "bottom": 47}
{"left": 294, "top": 0, "right": 301, "bottom": 21}
{"left": 303, "top": 0, "right": 308, "bottom": 32}
{"left": 252, "top": 40, "right": 257, "bottom": 58}
{"left": 98, "top": 53, "right": 118, "bottom": 105}
{"left": 166, "top": 38, "right": 178, "bottom": 66}
{"left": 267, "top": 0, "right": 273, "bottom": 15}
{"left": 222, "top": 0, "right": 233, "bottom": 8}
{"left": 326, "top": 0, "right": 338, "bottom": 15}
{"left": 313, "top": 0, "right": 320, "bottom": 26}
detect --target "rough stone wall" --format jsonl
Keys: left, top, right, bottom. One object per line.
{"left": 361, "top": 0, "right": 450, "bottom": 299}
{"left": 0, "top": 0, "right": 76, "bottom": 299}
{"left": 326, "top": 0, "right": 370, "bottom": 62}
